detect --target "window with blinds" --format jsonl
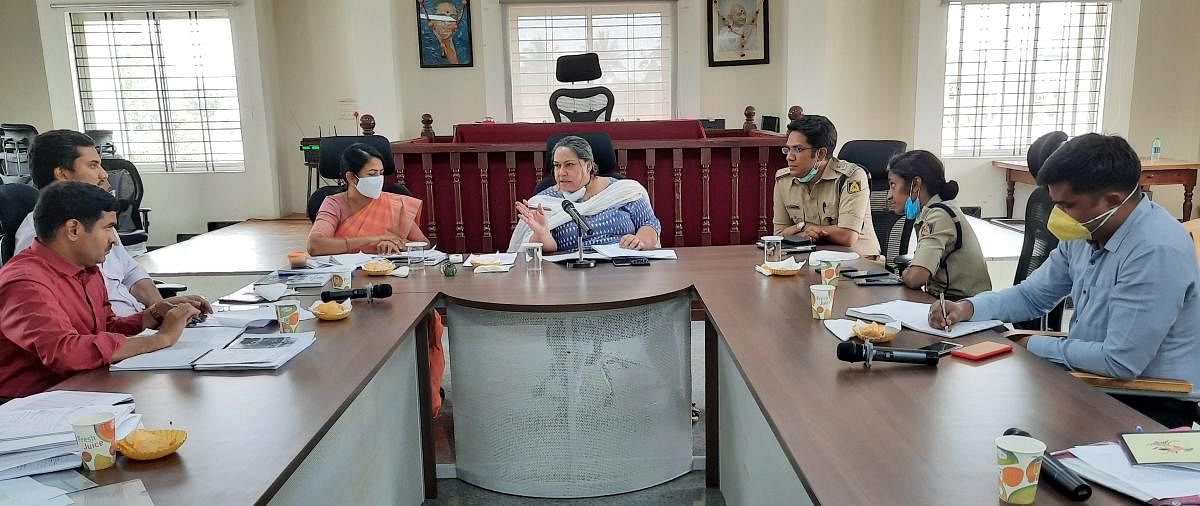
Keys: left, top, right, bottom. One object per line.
{"left": 942, "top": 1, "right": 1111, "bottom": 158}
{"left": 69, "top": 10, "right": 244, "bottom": 173}
{"left": 507, "top": 2, "right": 673, "bottom": 123}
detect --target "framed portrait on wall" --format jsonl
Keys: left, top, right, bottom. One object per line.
{"left": 417, "top": 0, "right": 473, "bottom": 68}
{"left": 708, "top": 0, "right": 769, "bottom": 67}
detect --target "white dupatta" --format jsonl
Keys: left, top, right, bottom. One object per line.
{"left": 507, "top": 178, "right": 651, "bottom": 252}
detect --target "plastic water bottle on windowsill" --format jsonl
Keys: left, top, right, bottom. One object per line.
{"left": 1151, "top": 137, "right": 1162, "bottom": 162}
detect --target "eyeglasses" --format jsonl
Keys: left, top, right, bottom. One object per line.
{"left": 781, "top": 146, "right": 815, "bottom": 156}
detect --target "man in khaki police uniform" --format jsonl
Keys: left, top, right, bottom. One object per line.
{"left": 772, "top": 115, "right": 881, "bottom": 257}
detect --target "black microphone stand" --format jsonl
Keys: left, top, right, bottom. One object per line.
{"left": 565, "top": 224, "right": 595, "bottom": 269}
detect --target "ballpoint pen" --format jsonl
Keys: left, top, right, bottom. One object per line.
{"left": 939, "top": 292, "right": 950, "bottom": 332}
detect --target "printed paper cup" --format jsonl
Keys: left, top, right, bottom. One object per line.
{"left": 331, "top": 268, "right": 353, "bottom": 290}
{"left": 70, "top": 411, "right": 117, "bottom": 471}
{"left": 810, "top": 284, "right": 836, "bottom": 320}
{"left": 996, "top": 434, "right": 1045, "bottom": 504}
{"left": 275, "top": 300, "right": 302, "bottom": 333}
{"left": 820, "top": 260, "right": 842, "bottom": 286}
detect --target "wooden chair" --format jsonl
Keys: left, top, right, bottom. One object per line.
{"left": 1003, "top": 329, "right": 1196, "bottom": 399}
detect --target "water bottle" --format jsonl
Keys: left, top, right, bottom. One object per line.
{"left": 1151, "top": 137, "right": 1162, "bottom": 162}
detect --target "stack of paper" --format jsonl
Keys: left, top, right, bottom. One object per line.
{"left": 110, "top": 326, "right": 245, "bottom": 371}
{"left": 1059, "top": 442, "right": 1200, "bottom": 502}
{"left": 0, "top": 476, "right": 72, "bottom": 505}
{"left": 591, "top": 244, "right": 678, "bottom": 260}
{"left": 0, "top": 391, "right": 138, "bottom": 481}
{"left": 463, "top": 252, "right": 517, "bottom": 267}
{"left": 192, "top": 332, "right": 316, "bottom": 370}
{"left": 254, "top": 271, "right": 333, "bottom": 288}
{"left": 387, "top": 249, "right": 449, "bottom": 266}
{"left": 846, "top": 300, "right": 1003, "bottom": 338}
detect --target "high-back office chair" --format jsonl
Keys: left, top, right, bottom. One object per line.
{"left": 1012, "top": 131, "right": 1068, "bottom": 331}
{"left": 837, "top": 140, "right": 909, "bottom": 264}
{"left": 306, "top": 135, "right": 412, "bottom": 222}
{"left": 0, "top": 182, "right": 38, "bottom": 265}
{"left": 533, "top": 132, "right": 620, "bottom": 196}
{"left": 549, "top": 53, "right": 615, "bottom": 123}
{"left": 1, "top": 124, "right": 37, "bottom": 182}
{"left": 102, "top": 158, "right": 152, "bottom": 250}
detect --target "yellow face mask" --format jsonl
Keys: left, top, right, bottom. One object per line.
{"left": 1046, "top": 188, "right": 1138, "bottom": 241}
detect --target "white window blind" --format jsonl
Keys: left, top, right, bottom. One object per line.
{"left": 507, "top": 2, "right": 673, "bottom": 123}
{"left": 69, "top": 9, "right": 245, "bottom": 172}
{"left": 942, "top": 1, "right": 1110, "bottom": 158}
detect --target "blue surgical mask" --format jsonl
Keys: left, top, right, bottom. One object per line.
{"left": 795, "top": 162, "right": 820, "bottom": 183}
{"left": 903, "top": 181, "right": 920, "bottom": 220}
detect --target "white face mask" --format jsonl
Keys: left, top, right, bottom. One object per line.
{"left": 561, "top": 172, "right": 593, "bottom": 202}
{"left": 355, "top": 175, "right": 384, "bottom": 199}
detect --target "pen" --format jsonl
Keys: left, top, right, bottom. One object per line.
{"left": 939, "top": 292, "right": 950, "bottom": 332}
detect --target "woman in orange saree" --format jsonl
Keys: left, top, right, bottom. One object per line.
{"left": 308, "top": 143, "right": 447, "bottom": 417}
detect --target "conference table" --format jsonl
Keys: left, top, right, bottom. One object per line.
{"left": 64, "top": 220, "right": 1155, "bottom": 505}
{"left": 994, "top": 157, "right": 1199, "bottom": 220}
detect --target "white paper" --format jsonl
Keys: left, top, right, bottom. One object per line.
{"left": 388, "top": 249, "right": 448, "bottom": 266}
{"left": 463, "top": 253, "right": 517, "bottom": 267}
{"left": 193, "top": 332, "right": 316, "bottom": 370}
{"left": 846, "top": 300, "right": 1002, "bottom": 339}
{"left": 473, "top": 264, "right": 512, "bottom": 274}
{"left": 0, "top": 448, "right": 74, "bottom": 473}
{"left": 388, "top": 266, "right": 411, "bottom": 278}
{"left": 253, "top": 283, "right": 288, "bottom": 302}
{"left": 0, "top": 455, "right": 81, "bottom": 482}
{"left": 210, "top": 307, "right": 314, "bottom": 328}
{"left": 0, "top": 405, "right": 135, "bottom": 442}
{"left": 330, "top": 253, "right": 373, "bottom": 267}
{"left": 543, "top": 252, "right": 608, "bottom": 263}
{"left": 591, "top": 243, "right": 678, "bottom": 260}
{"left": 111, "top": 326, "right": 244, "bottom": 371}
{"left": 0, "top": 435, "right": 74, "bottom": 456}
{"left": 823, "top": 319, "right": 855, "bottom": 341}
{"left": 809, "top": 250, "right": 861, "bottom": 264}
{"left": 1, "top": 391, "right": 131, "bottom": 412}
{"left": 1070, "top": 443, "right": 1200, "bottom": 499}
{"left": 0, "top": 476, "right": 69, "bottom": 506}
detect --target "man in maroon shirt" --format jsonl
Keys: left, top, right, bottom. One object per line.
{"left": 0, "top": 182, "right": 204, "bottom": 399}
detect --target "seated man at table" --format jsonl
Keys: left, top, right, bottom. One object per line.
{"left": 511, "top": 135, "right": 660, "bottom": 252}
{"left": 307, "top": 142, "right": 447, "bottom": 417}
{"left": 931, "top": 134, "right": 1200, "bottom": 427}
{"left": 772, "top": 115, "right": 881, "bottom": 258}
{"left": 0, "top": 182, "right": 204, "bottom": 400}
{"left": 14, "top": 130, "right": 168, "bottom": 317}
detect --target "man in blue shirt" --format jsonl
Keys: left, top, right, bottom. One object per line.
{"left": 932, "top": 133, "right": 1200, "bottom": 427}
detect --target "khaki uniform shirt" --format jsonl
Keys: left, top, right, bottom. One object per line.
{"left": 911, "top": 195, "right": 992, "bottom": 300}
{"left": 772, "top": 157, "right": 881, "bottom": 257}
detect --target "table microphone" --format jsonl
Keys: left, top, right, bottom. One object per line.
{"left": 1003, "top": 428, "right": 1092, "bottom": 501}
{"left": 836, "top": 341, "right": 939, "bottom": 368}
{"left": 561, "top": 200, "right": 594, "bottom": 236}
{"left": 321, "top": 283, "right": 392, "bottom": 303}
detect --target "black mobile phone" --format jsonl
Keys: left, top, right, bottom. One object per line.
{"left": 855, "top": 276, "right": 902, "bottom": 286}
{"left": 919, "top": 341, "right": 964, "bottom": 356}
{"left": 844, "top": 269, "right": 890, "bottom": 279}
{"left": 611, "top": 256, "right": 650, "bottom": 267}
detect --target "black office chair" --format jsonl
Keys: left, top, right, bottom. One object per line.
{"left": 1012, "top": 131, "right": 1068, "bottom": 331}
{"left": 102, "top": 158, "right": 151, "bottom": 249}
{"left": 306, "top": 135, "right": 412, "bottom": 222}
{"left": 837, "top": 140, "right": 910, "bottom": 264}
{"left": 0, "top": 182, "right": 37, "bottom": 264}
{"left": 533, "top": 132, "right": 621, "bottom": 195}
{"left": 1, "top": 124, "right": 37, "bottom": 182}
{"left": 549, "top": 53, "right": 615, "bottom": 123}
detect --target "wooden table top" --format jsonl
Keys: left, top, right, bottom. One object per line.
{"left": 52, "top": 292, "right": 436, "bottom": 505}
{"left": 137, "top": 220, "right": 310, "bottom": 276}
{"left": 70, "top": 221, "right": 1151, "bottom": 504}
{"left": 994, "top": 157, "right": 1200, "bottom": 171}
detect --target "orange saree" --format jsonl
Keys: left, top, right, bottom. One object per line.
{"left": 334, "top": 193, "right": 447, "bottom": 417}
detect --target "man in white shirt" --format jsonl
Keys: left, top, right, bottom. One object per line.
{"left": 14, "top": 130, "right": 198, "bottom": 316}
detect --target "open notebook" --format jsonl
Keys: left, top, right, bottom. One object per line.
{"left": 846, "top": 300, "right": 1003, "bottom": 339}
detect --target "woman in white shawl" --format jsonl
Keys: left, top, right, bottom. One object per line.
{"left": 510, "top": 136, "right": 660, "bottom": 253}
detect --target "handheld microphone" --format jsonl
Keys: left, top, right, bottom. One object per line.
{"left": 1003, "top": 428, "right": 1092, "bottom": 501}
{"left": 561, "top": 200, "right": 593, "bottom": 236}
{"left": 320, "top": 283, "right": 392, "bottom": 303}
{"left": 836, "top": 341, "right": 939, "bottom": 368}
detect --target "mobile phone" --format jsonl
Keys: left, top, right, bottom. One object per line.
{"left": 855, "top": 276, "right": 902, "bottom": 286}
{"left": 611, "top": 256, "right": 650, "bottom": 267}
{"left": 843, "top": 269, "right": 890, "bottom": 279}
{"left": 919, "top": 341, "right": 964, "bottom": 356}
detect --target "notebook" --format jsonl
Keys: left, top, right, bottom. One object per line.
{"left": 845, "top": 300, "right": 1003, "bottom": 339}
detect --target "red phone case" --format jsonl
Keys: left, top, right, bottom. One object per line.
{"left": 951, "top": 341, "right": 1013, "bottom": 360}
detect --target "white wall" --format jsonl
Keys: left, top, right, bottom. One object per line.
{"left": 0, "top": 0, "right": 53, "bottom": 128}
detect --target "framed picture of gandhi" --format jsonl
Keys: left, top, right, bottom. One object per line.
{"left": 417, "top": 0, "right": 474, "bottom": 68}
{"left": 708, "top": 0, "right": 769, "bottom": 67}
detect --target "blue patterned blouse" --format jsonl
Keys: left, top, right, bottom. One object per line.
{"left": 537, "top": 184, "right": 662, "bottom": 252}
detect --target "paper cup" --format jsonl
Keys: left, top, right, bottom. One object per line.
{"left": 287, "top": 251, "right": 308, "bottom": 269}
{"left": 274, "top": 300, "right": 302, "bottom": 333}
{"left": 820, "top": 260, "right": 842, "bottom": 286}
{"left": 996, "top": 435, "right": 1046, "bottom": 504}
{"left": 810, "top": 284, "right": 836, "bottom": 320}
{"left": 331, "top": 268, "right": 353, "bottom": 290}
{"left": 70, "top": 412, "right": 117, "bottom": 471}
